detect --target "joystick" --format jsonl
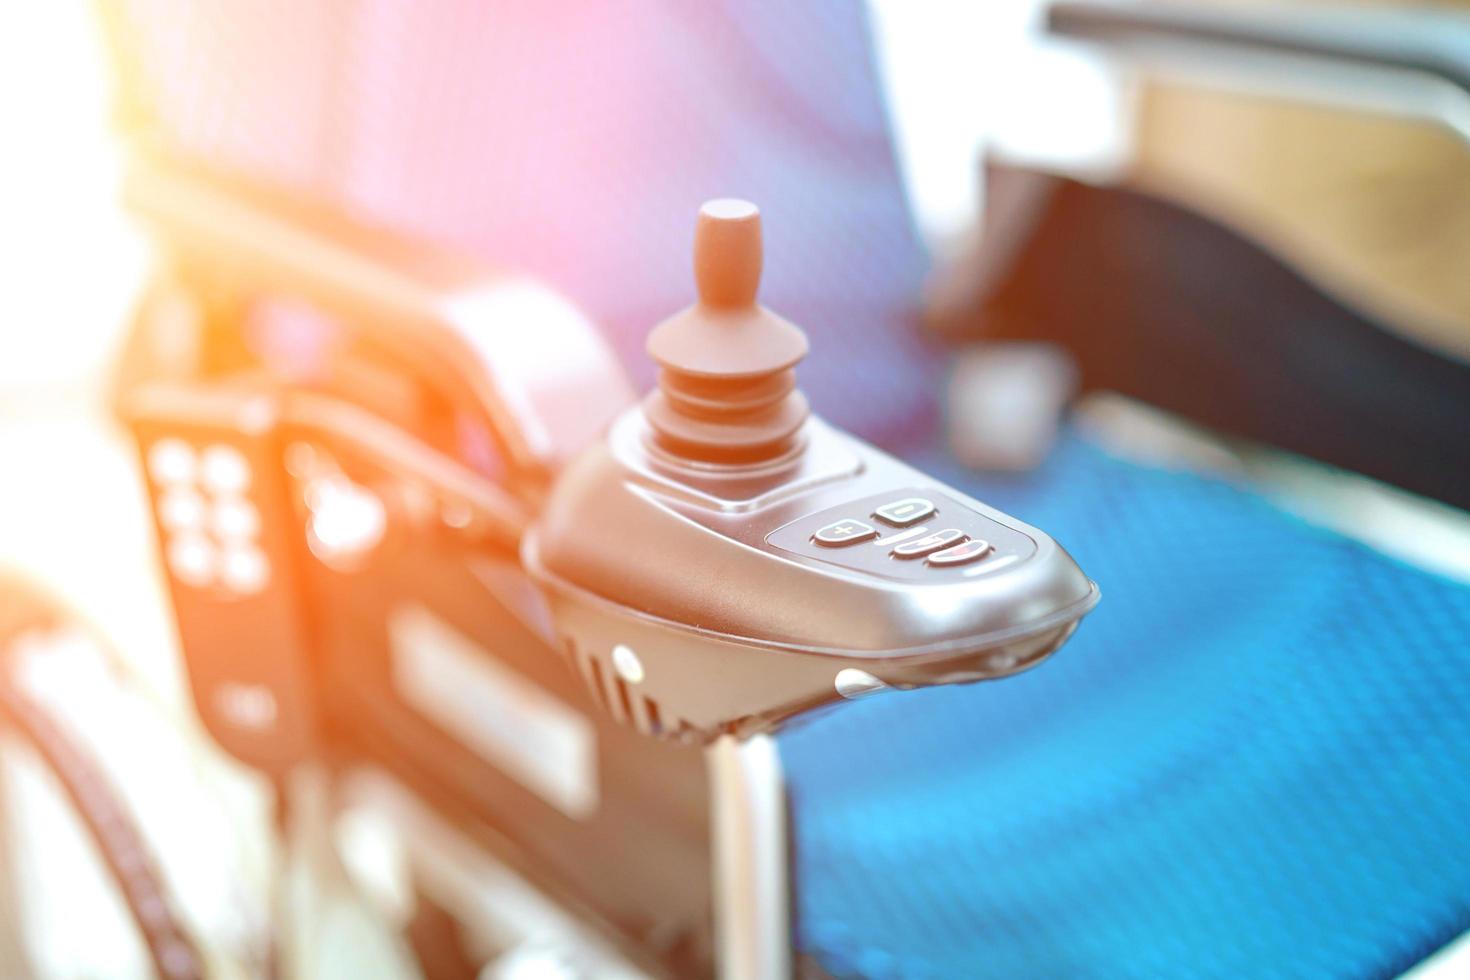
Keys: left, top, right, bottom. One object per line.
{"left": 643, "top": 200, "right": 809, "bottom": 463}
{"left": 524, "top": 200, "right": 1098, "bottom": 742}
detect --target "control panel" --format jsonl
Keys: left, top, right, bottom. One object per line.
{"left": 125, "top": 384, "right": 317, "bottom": 775}
{"left": 526, "top": 199, "right": 1098, "bottom": 739}
{"left": 765, "top": 487, "right": 1037, "bottom": 582}
{"left": 145, "top": 436, "right": 273, "bottom": 597}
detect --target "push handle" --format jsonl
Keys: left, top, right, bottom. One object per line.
{"left": 1047, "top": 2, "right": 1470, "bottom": 143}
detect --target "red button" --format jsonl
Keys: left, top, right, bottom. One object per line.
{"left": 926, "top": 539, "right": 993, "bottom": 567}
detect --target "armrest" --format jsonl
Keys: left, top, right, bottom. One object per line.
{"left": 123, "top": 156, "right": 634, "bottom": 478}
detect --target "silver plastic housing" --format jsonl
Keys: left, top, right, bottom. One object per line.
{"left": 523, "top": 408, "right": 1098, "bottom": 739}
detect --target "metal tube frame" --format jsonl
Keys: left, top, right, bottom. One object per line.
{"left": 707, "top": 732, "right": 793, "bottom": 980}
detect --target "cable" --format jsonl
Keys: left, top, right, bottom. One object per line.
{"left": 264, "top": 773, "right": 292, "bottom": 980}
{"left": 0, "top": 579, "right": 205, "bottom": 980}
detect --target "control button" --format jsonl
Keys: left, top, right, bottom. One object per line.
{"left": 873, "top": 497, "right": 936, "bottom": 527}
{"left": 211, "top": 497, "right": 261, "bottom": 540}
{"left": 158, "top": 488, "right": 206, "bottom": 533}
{"left": 927, "top": 539, "right": 994, "bottom": 567}
{"left": 201, "top": 444, "right": 251, "bottom": 494}
{"left": 220, "top": 545, "right": 270, "bottom": 594}
{"left": 147, "top": 438, "right": 196, "bottom": 486}
{"left": 167, "top": 534, "right": 217, "bottom": 587}
{"left": 813, "top": 519, "right": 877, "bottom": 547}
{"left": 892, "top": 528, "right": 967, "bottom": 559}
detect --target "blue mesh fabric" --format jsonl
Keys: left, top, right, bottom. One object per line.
{"left": 780, "top": 434, "right": 1470, "bottom": 979}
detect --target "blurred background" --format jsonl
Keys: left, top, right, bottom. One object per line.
{"left": 3, "top": 1, "right": 1470, "bottom": 977}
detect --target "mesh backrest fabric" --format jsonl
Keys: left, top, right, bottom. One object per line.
{"left": 112, "top": 0, "right": 937, "bottom": 448}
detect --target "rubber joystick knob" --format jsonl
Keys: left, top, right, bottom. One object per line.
{"left": 644, "top": 200, "right": 811, "bottom": 463}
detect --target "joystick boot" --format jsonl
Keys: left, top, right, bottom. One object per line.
{"left": 643, "top": 200, "right": 810, "bottom": 463}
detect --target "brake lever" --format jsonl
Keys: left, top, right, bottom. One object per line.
{"left": 280, "top": 392, "right": 532, "bottom": 554}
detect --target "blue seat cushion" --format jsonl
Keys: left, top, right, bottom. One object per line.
{"left": 781, "top": 431, "right": 1470, "bottom": 978}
